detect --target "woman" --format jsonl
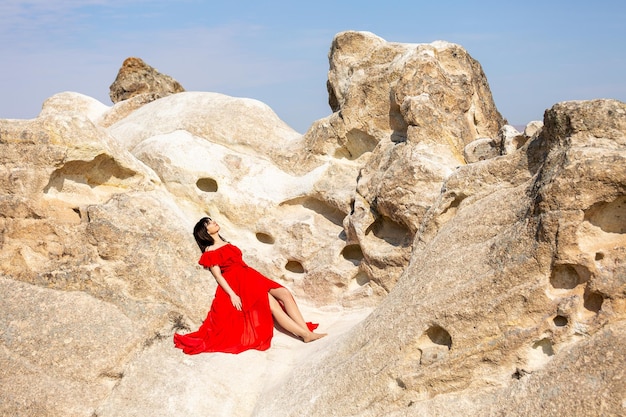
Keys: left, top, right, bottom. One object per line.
{"left": 174, "top": 217, "right": 326, "bottom": 354}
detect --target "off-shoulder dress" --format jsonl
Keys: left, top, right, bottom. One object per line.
{"left": 173, "top": 243, "right": 317, "bottom": 354}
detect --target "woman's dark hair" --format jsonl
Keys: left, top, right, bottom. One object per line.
{"left": 193, "top": 217, "right": 226, "bottom": 253}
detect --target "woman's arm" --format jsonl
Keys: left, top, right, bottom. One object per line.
{"left": 208, "top": 265, "right": 242, "bottom": 311}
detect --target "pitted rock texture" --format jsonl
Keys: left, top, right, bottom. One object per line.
{"left": 305, "top": 31, "right": 506, "bottom": 293}
{"left": 0, "top": 30, "right": 623, "bottom": 417}
{"left": 253, "top": 99, "right": 626, "bottom": 417}
{"left": 109, "top": 57, "right": 185, "bottom": 104}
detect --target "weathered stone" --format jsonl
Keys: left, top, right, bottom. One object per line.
{"left": 304, "top": 31, "right": 505, "bottom": 291}
{"left": 1, "top": 30, "right": 624, "bottom": 417}
{"left": 106, "top": 91, "right": 305, "bottom": 170}
{"left": 524, "top": 120, "right": 544, "bottom": 138}
{"left": 316, "top": 31, "right": 504, "bottom": 161}
{"left": 463, "top": 137, "right": 499, "bottom": 163}
{"left": 0, "top": 276, "right": 166, "bottom": 416}
{"left": 499, "top": 124, "right": 527, "bottom": 155}
{"left": 39, "top": 91, "right": 109, "bottom": 122}
{"left": 109, "top": 57, "right": 185, "bottom": 104}
{"left": 253, "top": 99, "right": 626, "bottom": 417}
{"left": 98, "top": 92, "right": 171, "bottom": 128}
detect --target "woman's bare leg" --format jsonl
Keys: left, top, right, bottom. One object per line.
{"left": 269, "top": 287, "right": 309, "bottom": 329}
{"left": 268, "top": 293, "right": 326, "bottom": 342}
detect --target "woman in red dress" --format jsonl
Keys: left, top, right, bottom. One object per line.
{"left": 174, "top": 217, "right": 326, "bottom": 354}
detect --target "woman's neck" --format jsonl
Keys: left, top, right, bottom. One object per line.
{"left": 211, "top": 233, "right": 224, "bottom": 245}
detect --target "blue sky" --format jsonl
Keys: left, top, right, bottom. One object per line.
{"left": 1, "top": 0, "right": 624, "bottom": 133}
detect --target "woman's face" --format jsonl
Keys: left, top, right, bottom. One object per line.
{"left": 205, "top": 218, "right": 220, "bottom": 234}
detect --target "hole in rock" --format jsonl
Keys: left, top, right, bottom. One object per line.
{"left": 512, "top": 368, "right": 530, "bottom": 380}
{"left": 196, "top": 177, "right": 218, "bottom": 192}
{"left": 439, "top": 193, "right": 466, "bottom": 221}
{"left": 395, "top": 378, "right": 407, "bottom": 389}
{"left": 425, "top": 325, "right": 452, "bottom": 349}
{"left": 595, "top": 252, "right": 605, "bottom": 261}
{"left": 280, "top": 197, "right": 346, "bottom": 227}
{"left": 390, "top": 131, "right": 407, "bottom": 144}
{"left": 341, "top": 244, "right": 364, "bottom": 265}
{"left": 285, "top": 260, "right": 304, "bottom": 274}
{"left": 334, "top": 129, "right": 378, "bottom": 160}
{"left": 365, "top": 215, "right": 412, "bottom": 248}
{"left": 532, "top": 338, "right": 554, "bottom": 356}
{"left": 583, "top": 290, "right": 604, "bottom": 313}
{"left": 549, "top": 264, "right": 587, "bottom": 290}
{"left": 583, "top": 196, "right": 626, "bottom": 234}
{"left": 44, "top": 154, "right": 136, "bottom": 192}
{"left": 255, "top": 232, "right": 275, "bottom": 245}
{"left": 389, "top": 92, "right": 408, "bottom": 142}
{"left": 354, "top": 271, "right": 370, "bottom": 286}
{"left": 553, "top": 315, "right": 568, "bottom": 327}
{"left": 447, "top": 193, "right": 466, "bottom": 211}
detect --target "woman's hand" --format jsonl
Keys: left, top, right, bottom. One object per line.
{"left": 229, "top": 293, "right": 242, "bottom": 311}
{"left": 208, "top": 265, "right": 242, "bottom": 311}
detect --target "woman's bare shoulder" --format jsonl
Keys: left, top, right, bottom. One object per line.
{"left": 205, "top": 242, "right": 230, "bottom": 252}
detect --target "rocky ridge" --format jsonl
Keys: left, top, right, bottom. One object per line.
{"left": 0, "top": 31, "right": 624, "bottom": 417}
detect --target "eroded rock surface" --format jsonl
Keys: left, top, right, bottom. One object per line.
{"left": 109, "top": 57, "right": 185, "bottom": 104}
{"left": 0, "top": 30, "right": 624, "bottom": 417}
{"left": 254, "top": 99, "right": 626, "bottom": 417}
{"left": 302, "top": 31, "right": 506, "bottom": 294}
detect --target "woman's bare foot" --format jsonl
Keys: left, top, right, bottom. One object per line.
{"left": 302, "top": 332, "right": 327, "bottom": 343}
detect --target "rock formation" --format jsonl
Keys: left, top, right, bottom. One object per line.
{"left": 303, "top": 31, "right": 505, "bottom": 296}
{"left": 0, "top": 31, "right": 624, "bottom": 417}
{"left": 255, "top": 98, "right": 626, "bottom": 416}
{"left": 108, "top": 57, "right": 185, "bottom": 104}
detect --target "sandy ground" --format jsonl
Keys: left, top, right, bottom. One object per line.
{"left": 96, "top": 303, "right": 373, "bottom": 417}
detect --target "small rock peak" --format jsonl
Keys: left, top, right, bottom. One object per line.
{"left": 109, "top": 56, "right": 185, "bottom": 104}
{"left": 120, "top": 57, "right": 150, "bottom": 69}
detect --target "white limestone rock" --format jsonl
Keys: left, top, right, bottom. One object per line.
{"left": 524, "top": 120, "right": 544, "bottom": 138}
{"left": 1, "top": 28, "right": 623, "bottom": 417}
{"left": 252, "top": 99, "right": 626, "bottom": 417}
{"left": 499, "top": 124, "right": 527, "bottom": 155}
{"left": 39, "top": 91, "right": 110, "bottom": 123}
{"left": 306, "top": 31, "right": 505, "bottom": 291}
{"left": 107, "top": 91, "right": 305, "bottom": 170}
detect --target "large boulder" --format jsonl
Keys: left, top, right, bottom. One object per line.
{"left": 0, "top": 109, "right": 207, "bottom": 416}
{"left": 303, "top": 31, "right": 505, "bottom": 293}
{"left": 253, "top": 99, "right": 626, "bottom": 417}
{"left": 106, "top": 91, "right": 304, "bottom": 165}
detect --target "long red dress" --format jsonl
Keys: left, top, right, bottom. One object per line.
{"left": 173, "top": 243, "right": 317, "bottom": 354}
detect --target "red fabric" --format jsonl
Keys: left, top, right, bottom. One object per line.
{"left": 173, "top": 244, "right": 317, "bottom": 354}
